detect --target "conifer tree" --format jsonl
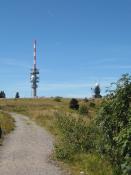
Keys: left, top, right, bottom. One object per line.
{"left": 15, "top": 92, "right": 20, "bottom": 99}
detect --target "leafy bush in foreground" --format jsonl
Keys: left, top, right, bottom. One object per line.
{"left": 54, "top": 74, "right": 131, "bottom": 174}
{"left": 97, "top": 74, "right": 131, "bottom": 175}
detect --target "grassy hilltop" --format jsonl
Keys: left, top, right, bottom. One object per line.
{"left": 0, "top": 74, "right": 130, "bottom": 175}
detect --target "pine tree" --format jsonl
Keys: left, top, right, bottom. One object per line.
{"left": 94, "top": 85, "right": 102, "bottom": 98}
{"left": 2, "top": 91, "right": 6, "bottom": 98}
{"left": 0, "top": 91, "right": 2, "bottom": 98}
{"left": 15, "top": 92, "right": 20, "bottom": 99}
{"left": 0, "top": 91, "right": 6, "bottom": 98}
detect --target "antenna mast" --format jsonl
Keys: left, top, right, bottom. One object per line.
{"left": 30, "top": 40, "right": 39, "bottom": 98}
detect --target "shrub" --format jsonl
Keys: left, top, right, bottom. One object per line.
{"left": 69, "top": 98, "right": 79, "bottom": 110}
{"left": 83, "top": 97, "right": 88, "bottom": 102}
{"left": 96, "top": 74, "right": 131, "bottom": 174}
{"left": 55, "top": 142, "right": 74, "bottom": 160}
{"left": 54, "top": 96, "right": 62, "bottom": 102}
{"left": 89, "top": 102, "right": 96, "bottom": 108}
{"left": 55, "top": 112, "right": 96, "bottom": 160}
{"left": 79, "top": 103, "right": 88, "bottom": 115}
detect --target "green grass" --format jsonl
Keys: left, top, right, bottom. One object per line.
{"left": 69, "top": 153, "right": 113, "bottom": 175}
{"left": 0, "top": 98, "right": 113, "bottom": 175}
{"left": 0, "top": 111, "right": 15, "bottom": 136}
{"left": 30, "top": 111, "right": 113, "bottom": 175}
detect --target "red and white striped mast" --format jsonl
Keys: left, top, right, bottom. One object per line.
{"left": 34, "top": 40, "right": 37, "bottom": 69}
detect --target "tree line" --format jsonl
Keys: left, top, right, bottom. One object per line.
{"left": 0, "top": 91, "right": 20, "bottom": 99}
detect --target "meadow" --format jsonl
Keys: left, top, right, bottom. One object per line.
{"left": 0, "top": 97, "right": 113, "bottom": 175}
{"left": 0, "top": 74, "right": 130, "bottom": 175}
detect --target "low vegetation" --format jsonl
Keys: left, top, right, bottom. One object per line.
{"left": 0, "top": 98, "right": 110, "bottom": 174}
{"left": 0, "top": 111, "right": 15, "bottom": 143}
{"left": 79, "top": 102, "right": 89, "bottom": 115}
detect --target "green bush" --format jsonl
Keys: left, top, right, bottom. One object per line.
{"left": 55, "top": 142, "right": 74, "bottom": 160}
{"left": 79, "top": 103, "right": 88, "bottom": 115}
{"left": 96, "top": 74, "right": 131, "bottom": 175}
{"left": 69, "top": 98, "right": 79, "bottom": 110}
{"left": 89, "top": 102, "right": 96, "bottom": 108}
{"left": 54, "top": 96, "right": 62, "bottom": 102}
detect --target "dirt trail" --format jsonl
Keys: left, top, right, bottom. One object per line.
{"left": 0, "top": 113, "right": 67, "bottom": 175}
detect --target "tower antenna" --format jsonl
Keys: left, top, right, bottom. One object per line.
{"left": 30, "top": 40, "right": 39, "bottom": 98}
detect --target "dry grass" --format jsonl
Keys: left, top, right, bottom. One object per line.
{"left": 0, "top": 111, "right": 15, "bottom": 137}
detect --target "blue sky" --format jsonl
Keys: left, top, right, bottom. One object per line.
{"left": 0, "top": 0, "right": 131, "bottom": 98}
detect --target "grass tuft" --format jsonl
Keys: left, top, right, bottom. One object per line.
{"left": 0, "top": 111, "right": 15, "bottom": 139}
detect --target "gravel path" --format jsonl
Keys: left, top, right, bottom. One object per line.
{"left": 0, "top": 113, "right": 67, "bottom": 175}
